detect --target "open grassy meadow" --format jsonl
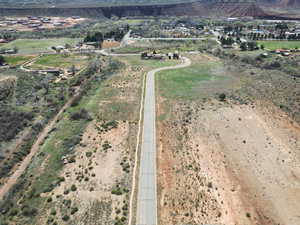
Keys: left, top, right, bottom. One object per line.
{"left": 124, "top": 55, "right": 178, "bottom": 69}
{"left": 30, "top": 54, "right": 89, "bottom": 70}
{"left": 1, "top": 38, "right": 81, "bottom": 54}
{"left": 258, "top": 41, "right": 300, "bottom": 50}
{"left": 4, "top": 55, "right": 35, "bottom": 66}
{"left": 156, "top": 59, "right": 224, "bottom": 100}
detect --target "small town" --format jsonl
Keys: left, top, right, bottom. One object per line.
{"left": 0, "top": 16, "right": 85, "bottom": 32}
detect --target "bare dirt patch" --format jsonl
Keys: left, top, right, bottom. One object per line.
{"left": 158, "top": 100, "right": 300, "bottom": 225}
{"left": 157, "top": 54, "right": 300, "bottom": 225}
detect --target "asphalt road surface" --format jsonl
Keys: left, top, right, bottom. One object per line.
{"left": 136, "top": 57, "right": 191, "bottom": 225}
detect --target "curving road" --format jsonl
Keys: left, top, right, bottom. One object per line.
{"left": 136, "top": 57, "right": 191, "bottom": 225}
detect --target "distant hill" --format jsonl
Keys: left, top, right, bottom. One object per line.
{"left": 0, "top": 0, "right": 298, "bottom": 19}
{"left": 0, "top": 0, "right": 197, "bottom": 8}
{"left": 0, "top": 0, "right": 299, "bottom": 8}
{"left": 259, "top": 0, "right": 300, "bottom": 6}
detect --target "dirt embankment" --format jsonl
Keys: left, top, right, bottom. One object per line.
{"left": 157, "top": 55, "right": 300, "bottom": 225}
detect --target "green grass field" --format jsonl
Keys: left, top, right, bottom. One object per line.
{"left": 157, "top": 61, "right": 223, "bottom": 100}
{"left": 125, "top": 56, "right": 178, "bottom": 70}
{"left": 1, "top": 38, "right": 81, "bottom": 54}
{"left": 4, "top": 55, "right": 35, "bottom": 66}
{"left": 258, "top": 41, "right": 300, "bottom": 50}
{"left": 30, "top": 54, "right": 88, "bottom": 70}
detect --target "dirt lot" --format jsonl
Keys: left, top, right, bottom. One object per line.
{"left": 157, "top": 54, "right": 300, "bottom": 225}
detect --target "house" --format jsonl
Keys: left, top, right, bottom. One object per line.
{"left": 0, "top": 39, "right": 8, "bottom": 43}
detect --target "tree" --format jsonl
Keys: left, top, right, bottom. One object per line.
{"left": 70, "top": 65, "right": 76, "bottom": 75}
{"left": 219, "top": 93, "right": 226, "bottom": 102}
{"left": 240, "top": 42, "right": 248, "bottom": 51}
{"left": 13, "top": 47, "right": 18, "bottom": 54}
{"left": 261, "top": 44, "right": 265, "bottom": 50}
{"left": 0, "top": 55, "right": 5, "bottom": 65}
{"left": 65, "top": 43, "right": 71, "bottom": 49}
{"left": 248, "top": 41, "right": 258, "bottom": 51}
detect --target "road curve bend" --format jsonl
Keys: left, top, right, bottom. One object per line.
{"left": 136, "top": 57, "right": 191, "bottom": 225}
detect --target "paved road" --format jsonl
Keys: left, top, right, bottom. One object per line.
{"left": 136, "top": 57, "right": 191, "bottom": 225}
{"left": 131, "top": 37, "right": 206, "bottom": 41}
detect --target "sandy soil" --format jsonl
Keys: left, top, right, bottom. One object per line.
{"left": 157, "top": 98, "right": 300, "bottom": 225}
{"left": 35, "top": 58, "right": 145, "bottom": 224}
{"left": 157, "top": 53, "right": 300, "bottom": 225}
{"left": 44, "top": 120, "right": 130, "bottom": 224}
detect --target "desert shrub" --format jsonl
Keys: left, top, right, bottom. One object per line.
{"left": 70, "top": 109, "right": 92, "bottom": 121}
{"left": 85, "top": 152, "right": 92, "bottom": 158}
{"left": 9, "top": 208, "right": 18, "bottom": 216}
{"left": 241, "top": 55, "right": 256, "bottom": 65}
{"left": 63, "top": 199, "right": 72, "bottom": 207}
{"left": 21, "top": 206, "right": 38, "bottom": 217}
{"left": 70, "top": 207, "right": 78, "bottom": 215}
{"left": 63, "top": 135, "right": 81, "bottom": 150}
{"left": 263, "top": 61, "right": 281, "bottom": 70}
{"left": 47, "top": 217, "right": 54, "bottom": 223}
{"left": 62, "top": 215, "right": 70, "bottom": 221}
{"left": 218, "top": 93, "right": 226, "bottom": 101}
{"left": 71, "top": 184, "right": 77, "bottom": 192}
{"left": 0, "top": 108, "right": 34, "bottom": 142}
{"left": 50, "top": 209, "right": 56, "bottom": 216}
{"left": 111, "top": 187, "right": 123, "bottom": 195}
{"left": 70, "top": 94, "right": 82, "bottom": 107}
{"left": 101, "top": 120, "right": 118, "bottom": 131}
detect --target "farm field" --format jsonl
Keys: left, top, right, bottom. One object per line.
{"left": 29, "top": 54, "right": 89, "bottom": 70}
{"left": 258, "top": 40, "right": 300, "bottom": 50}
{"left": 0, "top": 38, "right": 81, "bottom": 54}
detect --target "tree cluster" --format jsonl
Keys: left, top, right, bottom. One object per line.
{"left": 240, "top": 41, "right": 259, "bottom": 51}
{"left": 220, "top": 36, "right": 235, "bottom": 46}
